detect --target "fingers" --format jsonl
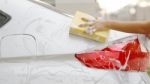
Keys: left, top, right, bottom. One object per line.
{"left": 79, "top": 17, "right": 97, "bottom": 34}
{"left": 81, "top": 18, "right": 90, "bottom": 22}
{"left": 81, "top": 17, "right": 96, "bottom": 22}
{"left": 85, "top": 26, "right": 96, "bottom": 35}
{"left": 81, "top": 23, "right": 106, "bottom": 34}
{"left": 79, "top": 22, "right": 95, "bottom": 27}
{"left": 78, "top": 17, "right": 106, "bottom": 34}
{"left": 79, "top": 18, "right": 96, "bottom": 27}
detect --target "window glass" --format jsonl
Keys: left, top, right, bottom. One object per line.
{"left": 0, "top": 10, "right": 11, "bottom": 28}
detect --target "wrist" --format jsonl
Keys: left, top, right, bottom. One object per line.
{"left": 102, "top": 20, "right": 111, "bottom": 29}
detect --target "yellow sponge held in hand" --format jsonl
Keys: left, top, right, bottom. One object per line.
{"left": 70, "top": 11, "right": 109, "bottom": 43}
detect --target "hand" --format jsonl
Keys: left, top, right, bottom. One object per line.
{"left": 146, "top": 34, "right": 150, "bottom": 39}
{"left": 79, "top": 17, "right": 108, "bottom": 34}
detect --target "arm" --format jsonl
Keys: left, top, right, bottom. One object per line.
{"left": 103, "top": 20, "right": 150, "bottom": 34}
{"left": 80, "top": 18, "right": 150, "bottom": 34}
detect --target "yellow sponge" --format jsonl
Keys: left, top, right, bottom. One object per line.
{"left": 69, "top": 11, "right": 109, "bottom": 43}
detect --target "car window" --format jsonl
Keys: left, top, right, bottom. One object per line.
{"left": 0, "top": 10, "right": 11, "bottom": 28}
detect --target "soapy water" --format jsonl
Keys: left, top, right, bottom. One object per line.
{"left": 0, "top": 35, "right": 149, "bottom": 84}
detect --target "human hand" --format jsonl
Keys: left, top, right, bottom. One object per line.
{"left": 79, "top": 17, "right": 108, "bottom": 34}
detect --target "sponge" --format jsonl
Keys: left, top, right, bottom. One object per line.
{"left": 69, "top": 11, "right": 109, "bottom": 43}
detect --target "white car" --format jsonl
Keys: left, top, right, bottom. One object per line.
{"left": 0, "top": 0, "right": 149, "bottom": 84}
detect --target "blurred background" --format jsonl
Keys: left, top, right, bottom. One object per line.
{"left": 39, "top": 0, "right": 150, "bottom": 21}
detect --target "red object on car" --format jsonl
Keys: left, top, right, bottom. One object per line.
{"left": 75, "top": 38, "right": 149, "bottom": 71}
